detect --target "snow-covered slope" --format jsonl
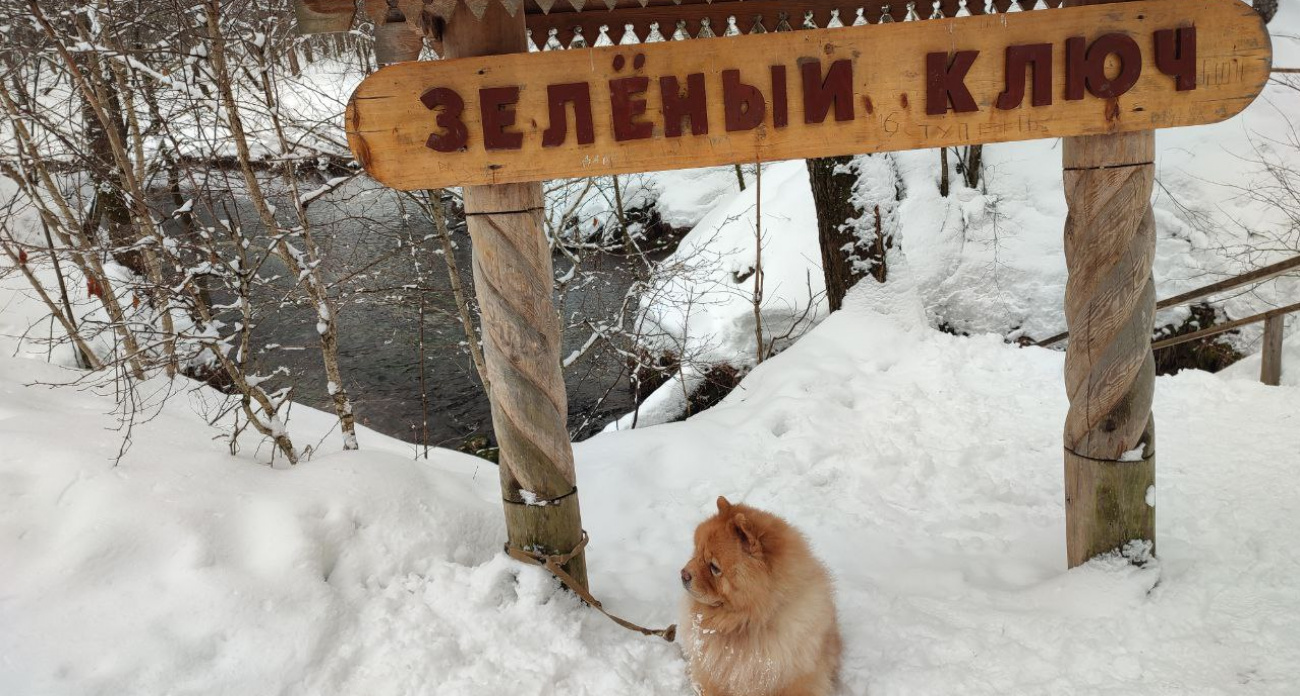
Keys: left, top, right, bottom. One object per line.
{"left": 0, "top": 359, "right": 686, "bottom": 695}
{"left": 4, "top": 276, "right": 1299, "bottom": 694}
{"left": 585, "top": 280, "right": 1300, "bottom": 695}
{"left": 639, "top": 160, "right": 828, "bottom": 366}
{"left": 641, "top": 9, "right": 1300, "bottom": 370}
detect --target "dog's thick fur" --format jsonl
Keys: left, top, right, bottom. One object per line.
{"left": 679, "top": 497, "right": 841, "bottom": 696}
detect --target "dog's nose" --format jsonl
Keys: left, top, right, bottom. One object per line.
{"left": 680, "top": 568, "right": 692, "bottom": 585}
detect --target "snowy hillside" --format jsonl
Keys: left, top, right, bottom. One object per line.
{"left": 638, "top": 5, "right": 1300, "bottom": 372}
{"left": 3, "top": 276, "right": 1299, "bottom": 695}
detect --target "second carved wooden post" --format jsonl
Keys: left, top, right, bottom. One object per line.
{"left": 443, "top": 1, "right": 588, "bottom": 588}
{"left": 1062, "top": 126, "right": 1157, "bottom": 568}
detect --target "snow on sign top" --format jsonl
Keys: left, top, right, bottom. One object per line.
{"left": 345, "top": 0, "right": 1271, "bottom": 190}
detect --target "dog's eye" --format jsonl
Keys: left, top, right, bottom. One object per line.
{"left": 709, "top": 561, "right": 721, "bottom": 576}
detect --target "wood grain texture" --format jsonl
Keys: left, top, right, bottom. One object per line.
{"left": 374, "top": 20, "right": 425, "bottom": 66}
{"left": 445, "top": 3, "right": 589, "bottom": 589}
{"left": 1260, "top": 314, "right": 1284, "bottom": 386}
{"left": 1062, "top": 133, "right": 1157, "bottom": 459}
{"left": 294, "top": 0, "right": 355, "bottom": 33}
{"left": 346, "top": 0, "right": 1271, "bottom": 190}
{"left": 1061, "top": 0, "right": 1156, "bottom": 570}
{"left": 502, "top": 493, "right": 587, "bottom": 593}
{"left": 1064, "top": 448, "right": 1155, "bottom": 568}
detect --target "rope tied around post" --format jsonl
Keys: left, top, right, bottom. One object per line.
{"left": 504, "top": 530, "right": 678, "bottom": 643}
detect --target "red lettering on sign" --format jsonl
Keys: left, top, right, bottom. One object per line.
{"left": 996, "top": 44, "right": 1053, "bottom": 110}
{"left": 801, "top": 59, "right": 854, "bottom": 124}
{"left": 925, "top": 51, "right": 980, "bottom": 116}
{"left": 1065, "top": 36, "right": 1087, "bottom": 101}
{"left": 1067, "top": 33, "right": 1142, "bottom": 100}
{"left": 420, "top": 87, "right": 469, "bottom": 153}
{"left": 479, "top": 86, "right": 523, "bottom": 151}
{"left": 542, "top": 83, "right": 595, "bottom": 147}
{"left": 660, "top": 74, "right": 709, "bottom": 137}
{"left": 1086, "top": 33, "right": 1142, "bottom": 98}
{"left": 723, "top": 69, "right": 767, "bottom": 132}
{"left": 1154, "top": 27, "right": 1197, "bottom": 92}
{"left": 771, "top": 65, "right": 789, "bottom": 129}
{"left": 609, "top": 76, "right": 654, "bottom": 141}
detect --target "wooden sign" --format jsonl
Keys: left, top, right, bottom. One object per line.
{"left": 346, "top": 0, "right": 1271, "bottom": 190}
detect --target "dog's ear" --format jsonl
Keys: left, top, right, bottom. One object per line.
{"left": 716, "top": 496, "right": 731, "bottom": 514}
{"left": 731, "top": 513, "right": 763, "bottom": 557}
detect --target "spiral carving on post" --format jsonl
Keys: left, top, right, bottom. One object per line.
{"left": 464, "top": 192, "right": 577, "bottom": 501}
{"left": 444, "top": 2, "right": 589, "bottom": 589}
{"left": 1062, "top": 150, "right": 1156, "bottom": 458}
{"left": 465, "top": 187, "right": 589, "bottom": 588}
{"left": 1061, "top": 132, "right": 1157, "bottom": 567}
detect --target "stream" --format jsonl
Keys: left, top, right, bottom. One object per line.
{"left": 227, "top": 176, "right": 657, "bottom": 451}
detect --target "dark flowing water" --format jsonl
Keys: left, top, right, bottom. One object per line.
{"left": 235, "top": 177, "right": 651, "bottom": 450}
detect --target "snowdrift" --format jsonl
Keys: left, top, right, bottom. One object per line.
{"left": 3, "top": 276, "right": 1299, "bottom": 694}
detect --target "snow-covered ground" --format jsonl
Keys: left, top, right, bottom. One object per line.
{"left": 3, "top": 275, "right": 1299, "bottom": 695}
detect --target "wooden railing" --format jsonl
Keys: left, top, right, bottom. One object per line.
{"left": 1037, "top": 254, "right": 1300, "bottom": 385}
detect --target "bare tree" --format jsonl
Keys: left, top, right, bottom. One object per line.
{"left": 0, "top": 0, "right": 378, "bottom": 463}
{"left": 199, "top": 1, "right": 359, "bottom": 449}
{"left": 806, "top": 154, "right": 902, "bottom": 310}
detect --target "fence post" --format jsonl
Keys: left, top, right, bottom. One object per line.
{"left": 1261, "top": 315, "right": 1284, "bottom": 386}
{"left": 442, "top": 1, "right": 588, "bottom": 589}
{"left": 1061, "top": 0, "right": 1157, "bottom": 566}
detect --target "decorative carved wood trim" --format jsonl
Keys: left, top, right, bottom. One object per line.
{"left": 362, "top": 0, "right": 1066, "bottom": 46}
{"left": 521, "top": 0, "right": 1062, "bottom": 49}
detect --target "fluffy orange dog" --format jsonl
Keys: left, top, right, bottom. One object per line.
{"left": 679, "top": 497, "right": 841, "bottom": 696}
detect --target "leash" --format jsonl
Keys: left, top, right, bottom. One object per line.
{"left": 504, "top": 530, "right": 677, "bottom": 643}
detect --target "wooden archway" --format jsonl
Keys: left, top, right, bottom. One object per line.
{"left": 300, "top": 0, "right": 1272, "bottom": 585}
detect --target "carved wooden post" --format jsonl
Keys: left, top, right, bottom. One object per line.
{"left": 293, "top": 0, "right": 356, "bottom": 34}
{"left": 1061, "top": 0, "right": 1163, "bottom": 571}
{"left": 1062, "top": 76, "right": 1157, "bottom": 566}
{"left": 1260, "top": 315, "right": 1284, "bottom": 386}
{"left": 442, "top": 1, "right": 588, "bottom": 588}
